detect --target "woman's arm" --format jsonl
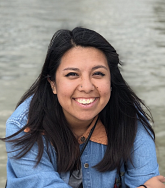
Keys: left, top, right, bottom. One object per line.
{"left": 138, "top": 175, "right": 165, "bottom": 188}
{"left": 6, "top": 120, "right": 71, "bottom": 188}
{"left": 123, "top": 122, "right": 160, "bottom": 187}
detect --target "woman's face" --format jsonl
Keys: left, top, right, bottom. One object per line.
{"left": 50, "top": 46, "right": 111, "bottom": 126}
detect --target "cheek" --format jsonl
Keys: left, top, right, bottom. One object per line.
{"left": 99, "top": 86, "right": 111, "bottom": 99}
{"left": 103, "top": 90, "right": 111, "bottom": 100}
{"left": 55, "top": 83, "right": 74, "bottom": 103}
{"left": 98, "top": 81, "right": 111, "bottom": 94}
{"left": 57, "top": 89, "right": 68, "bottom": 99}
{"left": 55, "top": 80, "right": 71, "bottom": 95}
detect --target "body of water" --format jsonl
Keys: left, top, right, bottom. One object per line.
{"left": 0, "top": 0, "right": 165, "bottom": 187}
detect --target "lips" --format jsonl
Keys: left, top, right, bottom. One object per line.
{"left": 74, "top": 98, "right": 96, "bottom": 105}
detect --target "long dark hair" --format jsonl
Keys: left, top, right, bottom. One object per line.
{"left": 1, "top": 27, "right": 154, "bottom": 173}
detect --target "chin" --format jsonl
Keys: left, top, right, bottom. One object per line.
{"left": 76, "top": 115, "right": 97, "bottom": 122}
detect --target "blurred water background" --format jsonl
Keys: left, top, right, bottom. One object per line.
{"left": 0, "top": 0, "right": 165, "bottom": 186}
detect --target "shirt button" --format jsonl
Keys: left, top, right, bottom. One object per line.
{"left": 84, "top": 163, "right": 89, "bottom": 168}
{"left": 80, "top": 136, "right": 86, "bottom": 143}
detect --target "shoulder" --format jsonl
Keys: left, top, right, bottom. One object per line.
{"left": 134, "top": 120, "right": 154, "bottom": 145}
{"left": 6, "top": 96, "right": 32, "bottom": 130}
{"left": 131, "top": 120, "right": 156, "bottom": 158}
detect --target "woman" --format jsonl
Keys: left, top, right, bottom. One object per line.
{"left": 1, "top": 27, "right": 165, "bottom": 188}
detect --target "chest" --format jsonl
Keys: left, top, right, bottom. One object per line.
{"left": 59, "top": 142, "right": 126, "bottom": 188}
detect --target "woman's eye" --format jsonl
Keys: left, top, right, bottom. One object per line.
{"left": 93, "top": 72, "right": 105, "bottom": 76}
{"left": 65, "top": 72, "right": 78, "bottom": 77}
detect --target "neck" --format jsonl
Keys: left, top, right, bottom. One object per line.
{"left": 67, "top": 117, "right": 97, "bottom": 139}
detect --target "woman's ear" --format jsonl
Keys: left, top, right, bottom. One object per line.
{"left": 47, "top": 77, "right": 57, "bottom": 94}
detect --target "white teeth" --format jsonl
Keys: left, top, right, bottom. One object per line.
{"left": 76, "top": 98, "right": 95, "bottom": 104}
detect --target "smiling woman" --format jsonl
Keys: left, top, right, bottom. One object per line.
{"left": 1, "top": 27, "right": 165, "bottom": 188}
{"left": 48, "top": 47, "right": 111, "bottom": 135}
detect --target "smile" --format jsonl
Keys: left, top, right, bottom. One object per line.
{"left": 74, "top": 98, "right": 96, "bottom": 105}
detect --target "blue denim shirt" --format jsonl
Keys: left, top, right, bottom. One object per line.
{"left": 5, "top": 97, "right": 159, "bottom": 188}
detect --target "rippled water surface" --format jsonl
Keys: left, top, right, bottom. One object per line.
{"left": 0, "top": 0, "right": 165, "bottom": 186}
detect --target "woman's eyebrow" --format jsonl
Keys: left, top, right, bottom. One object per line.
{"left": 92, "top": 65, "right": 108, "bottom": 70}
{"left": 63, "top": 65, "right": 108, "bottom": 71}
{"left": 63, "top": 67, "right": 79, "bottom": 71}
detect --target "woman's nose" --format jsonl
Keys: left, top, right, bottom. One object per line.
{"left": 78, "top": 77, "right": 94, "bottom": 93}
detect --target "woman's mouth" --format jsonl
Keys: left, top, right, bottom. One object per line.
{"left": 74, "top": 98, "right": 96, "bottom": 105}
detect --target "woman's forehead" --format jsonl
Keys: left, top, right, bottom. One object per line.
{"left": 58, "top": 46, "right": 109, "bottom": 69}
